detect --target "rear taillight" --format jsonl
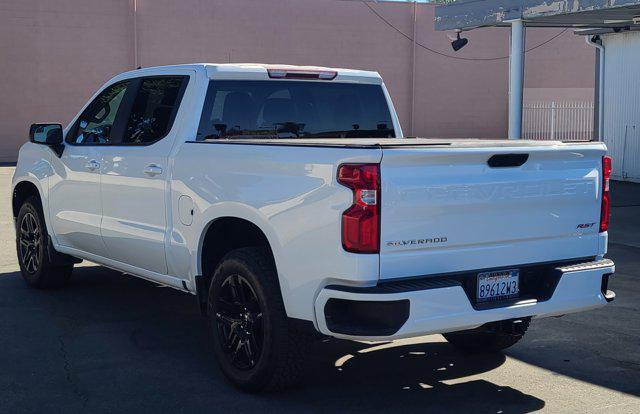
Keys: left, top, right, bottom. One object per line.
{"left": 600, "top": 155, "right": 612, "bottom": 232}
{"left": 337, "top": 164, "right": 380, "bottom": 253}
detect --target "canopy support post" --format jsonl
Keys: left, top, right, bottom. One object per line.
{"left": 508, "top": 19, "right": 525, "bottom": 139}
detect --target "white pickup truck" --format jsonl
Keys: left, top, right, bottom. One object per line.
{"left": 12, "top": 63, "right": 615, "bottom": 391}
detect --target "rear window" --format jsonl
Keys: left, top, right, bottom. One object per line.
{"left": 196, "top": 80, "right": 395, "bottom": 140}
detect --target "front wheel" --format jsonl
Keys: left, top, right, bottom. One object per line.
{"left": 207, "top": 247, "right": 308, "bottom": 392}
{"left": 16, "top": 196, "right": 73, "bottom": 288}
{"left": 443, "top": 318, "right": 531, "bottom": 354}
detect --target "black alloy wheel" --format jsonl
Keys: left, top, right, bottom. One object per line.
{"left": 16, "top": 196, "right": 74, "bottom": 288}
{"left": 19, "top": 211, "right": 42, "bottom": 274}
{"left": 207, "top": 247, "right": 308, "bottom": 392}
{"left": 214, "top": 273, "right": 264, "bottom": 370}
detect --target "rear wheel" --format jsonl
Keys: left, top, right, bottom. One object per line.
{"left": 16, "top": 196, "right": 73, "bottom": 288}
{"left": 207, "top": 247, "right": 308, "bottom": 392}
{"left": 443, "top": 318, "right": 531, "bottom": 354}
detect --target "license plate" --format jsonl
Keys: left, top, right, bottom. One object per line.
{"left": 476, "top": 269, "right": 520, "bottom": 302}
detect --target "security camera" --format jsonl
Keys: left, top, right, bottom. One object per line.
{"left": 451, "top": 31, "right": 469, "bottom": 51}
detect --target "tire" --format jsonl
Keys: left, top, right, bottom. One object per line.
{"left": 206, "top": 247, "right": 308, "bottom": 392}
{"left": 16, "top": 196, "right": 73, "bottom": 289}
{"left": 443, "top": 317, "right": 531, "bottom": 354}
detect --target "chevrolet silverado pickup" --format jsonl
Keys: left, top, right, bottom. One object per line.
{"left": 12, "top": 63, "right": 615, "bottom": 391}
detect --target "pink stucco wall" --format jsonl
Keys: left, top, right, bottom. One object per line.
{"left": 0, "top": 0, "right": 595, "bottom": 162}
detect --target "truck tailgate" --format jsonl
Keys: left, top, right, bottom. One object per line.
{"left": 379, "top": 144, "right": 606, "bottom": 280}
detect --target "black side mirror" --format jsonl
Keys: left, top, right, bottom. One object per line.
{"left": 29, "top": 123, "right": 64, "bottom": 156}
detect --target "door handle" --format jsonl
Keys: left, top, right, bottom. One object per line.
{"left": 144, "top": 164, "right": 163, "bottom": 176}
{"left": 85, "top": 159, "right": 100, "bottom": 171}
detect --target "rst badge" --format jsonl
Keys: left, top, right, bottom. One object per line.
{"left": 577, "top": 223, "right": 596, "bottom": 229}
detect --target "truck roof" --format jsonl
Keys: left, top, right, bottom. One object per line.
{"left": 118, "top": 63, "right": 383, "bottom": 84}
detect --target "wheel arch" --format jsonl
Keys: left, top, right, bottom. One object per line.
{"left": 12, "top": 177, "right": 78, "bottom": 267}
{"left": 195, "top": 214, "right": 282, "bottom": 315}
{"left": 12, "top": 180, "right": 43, "bottom": 220}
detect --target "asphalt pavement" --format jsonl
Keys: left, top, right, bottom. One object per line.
{"left": 1, "top": 166, "right": 639, "bottom": 413}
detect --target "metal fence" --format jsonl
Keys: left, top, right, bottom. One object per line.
{"left": 523, "top": 101, "right": 594, "bottom": 141}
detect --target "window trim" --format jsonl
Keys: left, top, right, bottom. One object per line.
{"left": 65, "top": 75, "right": 190, "bottom": 147}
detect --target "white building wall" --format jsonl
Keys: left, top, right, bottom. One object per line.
{"left": 602, "top": 31, "right": 640, "bottom": 182}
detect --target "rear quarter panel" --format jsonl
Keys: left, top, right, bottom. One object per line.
{"left": 170, "top": 142, "right": 382, "bottom": 322}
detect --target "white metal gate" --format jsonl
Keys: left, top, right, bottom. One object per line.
{"left": 523, "top": 101, "right": 594, "bottom": 141}
{"left": 602, "top": 31, "right": 640, "bottom": 182}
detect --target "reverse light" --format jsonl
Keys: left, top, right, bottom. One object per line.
{"left": 267, "top": 68, "right": 337, "bottom": 80}
{"left": 600, "top": 155, "right": 612, "bottom": 232}
{"left": 337, "top": 164, "right": 380, "bottom": 254}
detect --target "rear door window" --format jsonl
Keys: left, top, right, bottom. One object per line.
{"left": 197, "top": 80, "right": 395, "bottom": 140}
{"left": 120, "top": 76, "right": 189, "bottom": 145}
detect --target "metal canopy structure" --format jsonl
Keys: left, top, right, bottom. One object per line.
{"left": 435, "top": 0, "right": 640, "bottom": 30}
{"left": 434, "top": 0, "right": 640, "bottom": 139}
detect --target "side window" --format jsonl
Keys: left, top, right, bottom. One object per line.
{"left": 68, "top": 81, "right": 129, "bottom": 145}
{"left": 121, "top": 76, "right": 187, "bottom": 145}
